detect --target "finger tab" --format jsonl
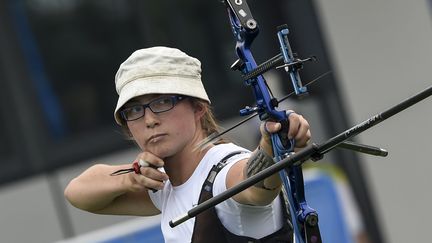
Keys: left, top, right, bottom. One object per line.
{"left": 133, "top": 161, "right": 141, "bottom": 174}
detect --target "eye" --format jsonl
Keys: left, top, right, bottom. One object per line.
{"left": 152, "top": 97, "right": 171, "bottom": 107}
{"left": 124, "top": 105, "right": 143, "bottom": 115}
{"left": 149, "top": 97, "right": 173, "bottom": 112}
{"left": 130, "top": 106, "right": 143, "bottom": 113}
{"left": 156, "top": 97, "right": 171, "bottom": 105}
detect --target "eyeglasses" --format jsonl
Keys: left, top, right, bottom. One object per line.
{"left": 120, "top": 95, "right": 185, "bottom": 121}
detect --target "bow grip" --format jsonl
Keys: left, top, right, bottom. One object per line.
{"left": 270, "top": 118, "right": 295, "bottom": 158}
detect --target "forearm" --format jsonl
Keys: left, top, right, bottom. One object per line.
{"left": 64, "top": 164, "right": 132, "bottom": 212}
{"left": 229, "top": 145, "right": 281, "bottom": 206}
{"left": 231, "top": 115, "right": 311, "bottom": 206}
{"left": 243, "top": 145, "right": 281, "bottom": 205}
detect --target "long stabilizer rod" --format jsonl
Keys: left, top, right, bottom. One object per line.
{"left": 170, "top": 84, "right": 432, "bottom": 227}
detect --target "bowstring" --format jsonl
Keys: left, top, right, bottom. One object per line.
{"left": 194, "top": 70, "right": 333, "bottom": 151}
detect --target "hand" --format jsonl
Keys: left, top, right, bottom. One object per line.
{"left": 126, "top": 152, "right": 169, "bottom": 192}
{"left": 260, "top": 110, "right": 311, "bottom": 154}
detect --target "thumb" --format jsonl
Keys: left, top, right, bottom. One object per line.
{"left": 259, "top": 121, "right": 281, "bottom": 155}
{"left": 261, "top": 121, "right": 282, "bottom": 135}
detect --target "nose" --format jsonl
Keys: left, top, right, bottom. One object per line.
{"left": 143, "top": 109, "right": 160, "bottom": 128}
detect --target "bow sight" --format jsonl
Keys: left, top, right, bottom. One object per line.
{"left": 225, "top": 0, "right": 312, "bottom": 116}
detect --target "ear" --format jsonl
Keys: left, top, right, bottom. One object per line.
{"left": 193, "top": 102, "right": 206, "bottom": 120}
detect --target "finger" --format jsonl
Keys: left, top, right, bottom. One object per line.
{"left": 133, "top": 173, "right": 166, "bottom": 190}
{"left": 294, "top": 116, "right": 310, "bottom": 140}
{"left": 295, "top": 129, "right": 311, "bottom": 148}
{"left": 138, "top": 159, "right": 150, "bottom": 167}
{"left": 140, "top": 166, "right": 169, "bottom": 182}
{"left": 128, "top": 173, "right": 164, "bottom": 192}
{"left": 137, "top": 152, "right": 165, "bottom": 168}
{"left": 288, "top": 113, "right": 301, "bottom": 139}
{"left": 129, "top": 182, "right": 148, "bottom": 192}
{"left": 264, "top": 121, "right": 282, "bottom": 134}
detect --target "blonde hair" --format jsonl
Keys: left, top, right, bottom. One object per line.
{"left": 190, "top": 98, "right": 229, "bottom": 145}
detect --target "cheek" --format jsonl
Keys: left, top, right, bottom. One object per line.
{"left": 174, "top": 116, "right": 196, "bottom": 136}
{"left": 128, "top": 123, "right": 140, "bottom": 137}
{"left": 128, "top": 123, "right": 146, "bottom": 149}
{"left": 171, "top": 109, "right": 199, "bottom": 138}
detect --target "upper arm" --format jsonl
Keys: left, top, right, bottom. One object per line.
{"left": 225, "top": 159, "right": 251, "bottom": 204}
{"left": 94, "top": 190, "right": 161, "bottom": 216}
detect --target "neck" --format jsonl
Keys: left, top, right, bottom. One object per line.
{"left": 164, "top": 132, "right": 214, "bottom": 186}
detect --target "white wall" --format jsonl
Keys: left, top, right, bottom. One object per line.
{"left": 315, "top": 0, "right": 432, "bottom": 242}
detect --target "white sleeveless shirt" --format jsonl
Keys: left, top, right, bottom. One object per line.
{"left": 149, "top": 143, "right": 284, "bottom": 243}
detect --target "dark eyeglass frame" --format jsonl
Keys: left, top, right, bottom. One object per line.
{"left": 120, "top": 95, "right": 185, "bottom": 121}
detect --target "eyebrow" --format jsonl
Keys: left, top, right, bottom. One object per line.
{"left": 123, "top": 101, "right": 141, "bottom": 108}
{"left": 125, "top": 94, "right": 166, "bottom": 107}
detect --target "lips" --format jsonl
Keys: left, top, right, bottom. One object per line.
{"left": 147, "top": 134, "right": 167, "bottom": 143}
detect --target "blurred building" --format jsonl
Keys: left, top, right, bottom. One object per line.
{"left": 1, "top": 1, "right": 431, "bottom": 243}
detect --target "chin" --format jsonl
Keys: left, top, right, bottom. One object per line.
{"left": 145, "top": 146, "right": 174, "bottom": 159}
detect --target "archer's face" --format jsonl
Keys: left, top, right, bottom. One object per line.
{"left": 125, "top": 94, "right": 203, "bottom": 159}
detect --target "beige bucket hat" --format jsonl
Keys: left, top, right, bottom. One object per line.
{"left": 114, "top": 46, "right": 210, "bottom": 125}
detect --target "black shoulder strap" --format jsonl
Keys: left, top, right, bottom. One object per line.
{"left": 202, "top": 151, "right": 247, "bottom": 193}
{"left": 191, "top": 150, "right": 246, "bottom": 243}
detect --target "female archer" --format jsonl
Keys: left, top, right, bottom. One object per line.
{"left": 64, "top": 46, "right": 311, "bottom": 243}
